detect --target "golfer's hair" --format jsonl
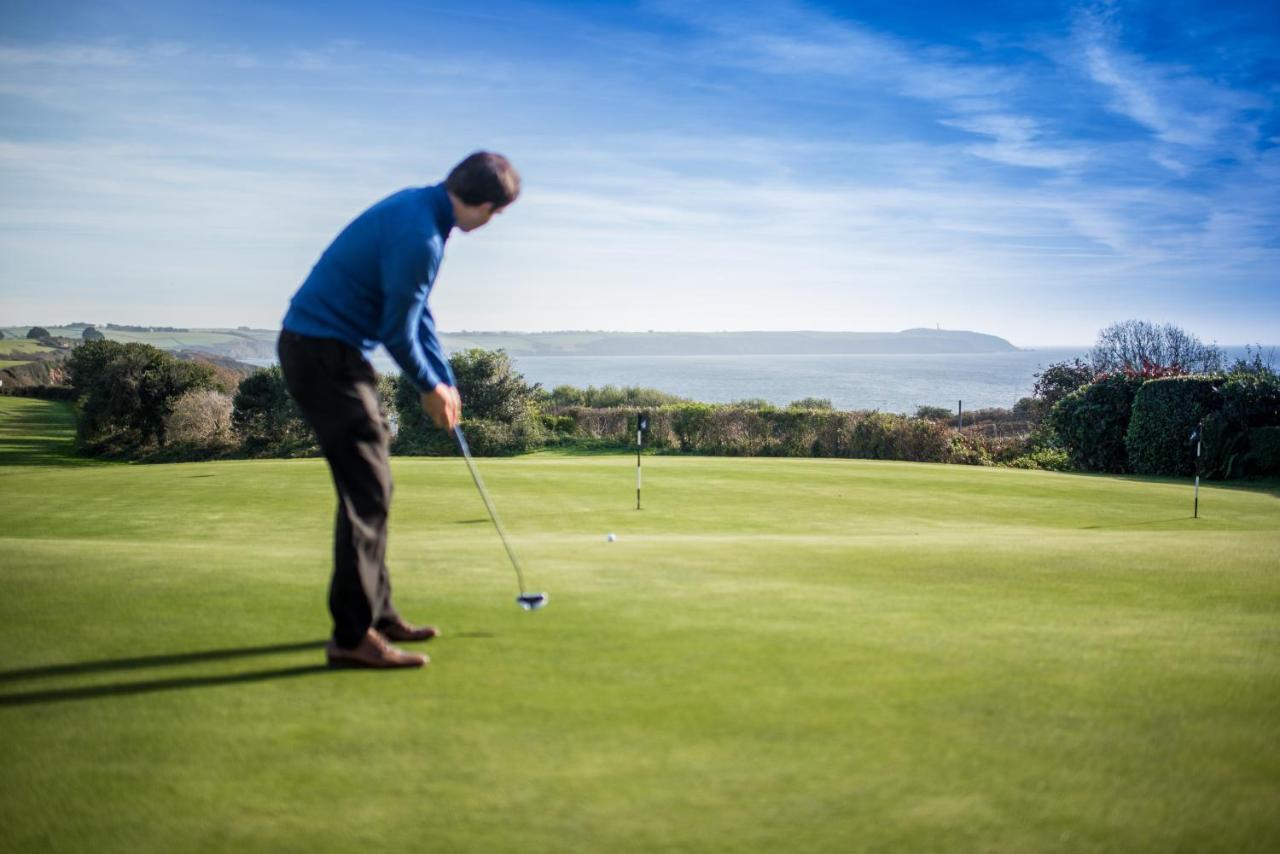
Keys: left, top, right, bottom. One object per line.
{"left": 445, "top": 151, "right": 521, "bottom": 208}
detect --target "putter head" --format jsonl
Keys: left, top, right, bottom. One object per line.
{"left": 517, "top": 592, "right": 549, "bottom": 611}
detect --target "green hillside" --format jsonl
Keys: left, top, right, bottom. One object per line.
{"left": 1, "top": 326, "right": 1021, "bottom": 361}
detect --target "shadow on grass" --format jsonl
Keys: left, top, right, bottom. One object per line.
{"left": 0, "top": 639, "right": 328, "bottom": 683}
{"left": 529, "top": 444, "right": 636, "bottom": 457}
{"left": 0, "top": 639, "right": 331, "bottom": 707}
{"left": 0, "top": 399, "right": 101, "bottom": 468}
{"left": 1058, "top": 469, "right": 1280, "bottom": 500}
{"left": 0, "top": 664, "right": 329, "bottom": 707}
{"left": 1081, "top": 516, "right": 1192, "bottom": 529}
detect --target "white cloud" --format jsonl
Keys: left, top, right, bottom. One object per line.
{"left": 0, "top": 43, "right": 136, "bottom": 66}
{"left": 1074, "top": 6, "right": 1266, "bottom": 164}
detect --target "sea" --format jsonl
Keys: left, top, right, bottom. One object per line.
{"left": 502, "top": 349, "right": 1087, "bottom": 413}
{"left": 248, "top": 345, "right": 1272, "bottom": 415}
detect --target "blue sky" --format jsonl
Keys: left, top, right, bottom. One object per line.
{"left": 0, "top": 0, "right": 1276, "bottom": 345}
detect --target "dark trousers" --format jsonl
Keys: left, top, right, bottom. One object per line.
{"left": 278, "top": 330, "right": 401, "bottom": 648}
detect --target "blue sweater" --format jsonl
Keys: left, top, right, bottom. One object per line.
{"left": 283, "top": 184, "right": 457, "bottom": 391}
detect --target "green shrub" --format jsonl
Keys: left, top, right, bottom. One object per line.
{"left": 1246, "top": 426, "right": 1280, "bottom": 475}
{"left": 848, "top": 412, "right": 897, "bottom": 459}
{"left": 232, "top": 366, "right": 313, "bottom": 455}
{"left": 915, "top": 405, "right": 953, "bottom": 421}
{"left": 1048, "top": 373, "right": 1144, "bottom": 472}
{"left": 1005, "top": 447, "right": 1071, "bottom": 471}
{"left": 68, "top": 340, "right": 217, "bottom": 454}
{"left": 1125, "top": 376, "right": 1222, "bottom": 476}
{"left": 894, "top": 417, "right": 952, "bottom": 462}
{"left": 1033, "top": 359, "right": 1094, "bottom": 407}
{"left": 948, "top": 433, "right": 992, "bottom": 466}
{"left": 1220, "top": 373, "right": 1280, "bottom": 428}
{"left": 546, "top": 384, "right": 686, "bottom": 408}
{"left": 1197, "top": 412, "right": 1241, "bottom": 479}
{"left": 789, "top": 397, "right": 833, "bottom": 410}
{"left": 670, "top": 403, "right": 716, "bottom": 452}
{"left": 392, "top": 350, "right": 547, "bottom": 456}
{"left": 540, "top": 413, "right": 577, "bottom": 435}
{"left": 418, "top": 415, "right": 548, "bottom": 457}
{"left": 450, "top": 349, "right": 541, "bottom": 422}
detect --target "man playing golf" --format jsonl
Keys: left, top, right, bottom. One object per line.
{"left": 278, "top": 152, "right": 520, "bottom": 669}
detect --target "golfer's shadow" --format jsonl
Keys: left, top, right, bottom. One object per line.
{"left": 0, "top": 640, "right": 330, "bottom": 707}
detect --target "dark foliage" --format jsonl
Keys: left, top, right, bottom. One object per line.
{"left": 67, "top": 340, "right": 216, "bottom": 453}
{"left": 1125, "top": 376, "right": 1221, "bottom": 476}
{"left": 232, "top": 366, "right": 312, "bottom": 454}
{"left": 1047, "top": 373, "right": 1145, "bottom": 472}
{"left": 1247, "top": 427, "right": 1280, "bottom": 475}
{"left": 1033, "top": 359, "right": 1095, "bottom": 407}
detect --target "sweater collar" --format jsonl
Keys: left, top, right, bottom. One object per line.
{"left": 427, "top": 183, "right": 456, "bottom": 238}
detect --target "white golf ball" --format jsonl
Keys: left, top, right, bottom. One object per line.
{"left": 606, "top": 533, "right": 617, "bottom": 542}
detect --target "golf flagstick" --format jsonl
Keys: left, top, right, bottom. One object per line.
{"left": 453, "top": 426, "right": 547, "bottom": 610}
{"left": 636, "top": 412, "right": 649, "bottom": 510}
{"left": 1192, "top": 421, "right": 1202, "bottom": 519}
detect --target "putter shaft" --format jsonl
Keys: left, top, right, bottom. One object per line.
{"left": 454, "top": 426, "right": 529, "bottom": 593}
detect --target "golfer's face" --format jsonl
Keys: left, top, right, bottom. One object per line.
{"left": 460, "top": 203, "right": 503, "bottom": 232}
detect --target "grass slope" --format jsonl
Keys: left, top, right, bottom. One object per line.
{"left": 1, "top": 397, "right": 1278, "bottom": 853}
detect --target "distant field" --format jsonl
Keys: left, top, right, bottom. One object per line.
{"left": 1, "top": 395, "right": 1278, "bottom": 852}
{"left": 0, "top": 326, "right": 279, "bottom": 360}
{"left": 0, "top": 338, "right": 58, "bottom": 356}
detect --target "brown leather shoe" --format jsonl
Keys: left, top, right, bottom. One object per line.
{"left": 378, "top": 617, "right": 441, "bottom": 643}
{"left": 326, "top": 629, "right": 427, "bottom": 668}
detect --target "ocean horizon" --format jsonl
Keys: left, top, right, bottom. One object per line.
{"left": 234, "top": 345, "right": 1275, "bottom": 415}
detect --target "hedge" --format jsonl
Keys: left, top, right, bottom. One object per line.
{"left": 1048, "top": 373, "right": 1144, "bottom": 472}
{"left": 1247, "top": 426, "right": 1280, "bottom": 475}
{"left": 1125, "top": 376, "right": 1221, "bottom": 476}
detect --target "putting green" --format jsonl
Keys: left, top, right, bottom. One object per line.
{"left": 1, "top": 396, "right": 1277, "bottom": 853}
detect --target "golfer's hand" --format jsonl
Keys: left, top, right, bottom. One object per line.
{"left": 421, "top": 384, "right": 462, "bottom": 431}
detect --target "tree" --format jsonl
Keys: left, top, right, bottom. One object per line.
{"left": 448, "top": 349, "right": 540, "bottom": 422}
{"left": 26, "top": 326, "right": 50, "bottom": 339}
{"left": 165, "top": 389, "right": 235, "bottom": 447}
{"left": 393, "top": 350, "right": 546, "bottom": 456}
{"left": 232, "top": 366, "right": 311, "bottom": 452}
{"left": 81, "top": 326, "right": 105, "bottom": 341}
{"left": 1033, "top": 359, "right": 1094, "bottom": 408}
{"left": 68, "top": 340, "right": 216, "bottom": 451}
{"left": 1089, "top": 320, "right": 1222, "bottom": 375}
{"left": 68, "top": 338, "right": 125, "bottom": 394}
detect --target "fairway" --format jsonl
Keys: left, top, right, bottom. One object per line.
{"left": 1, "top": 397, "right": 1278, "bottom": 853}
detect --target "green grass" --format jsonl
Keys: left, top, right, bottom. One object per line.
{"left": 1, "top": 396, "right": 1278, "bottom": 853}
{"left": 0, "top": 338, "right": 58, "bottom": 358}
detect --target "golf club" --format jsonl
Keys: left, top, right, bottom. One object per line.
{"left": 454, "top": 426, "right": 548, "bottom": 611}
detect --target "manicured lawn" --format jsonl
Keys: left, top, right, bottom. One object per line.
{"left": 1, "top": 396, "right": 1277, "bottom": 852}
